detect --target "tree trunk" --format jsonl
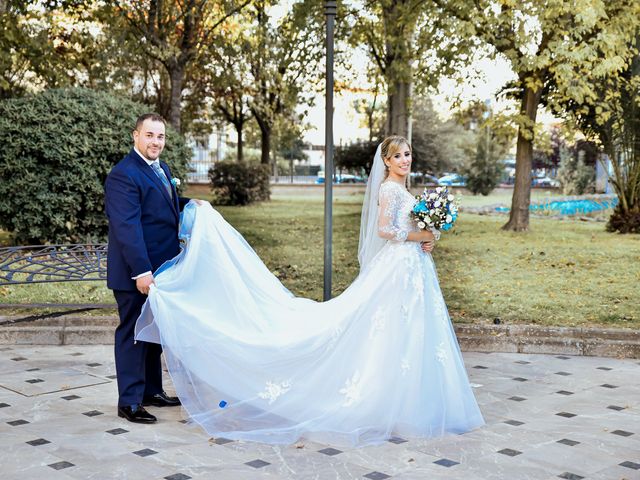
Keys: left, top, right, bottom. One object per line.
{"left": 386, "top": 79, "right": 411, "bottom": 139}
{"left": 502, "top": 84, "right": 542, "bottom": 231}
{"left": 236, "top": 120, "right": 244, "bottom": 162}
{"left": 260, "top": 124, "right": 271, "bottom": 165}
{"left": 168, "top": 65, "right": 185, "bottom": 132}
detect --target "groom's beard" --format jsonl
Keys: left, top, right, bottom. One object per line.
{"left": 144, "top": 145, "right": 163, "bottom": 160}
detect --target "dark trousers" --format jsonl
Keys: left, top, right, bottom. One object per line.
{"left": 113, "top": 290, "right": 163, "bottom": 407}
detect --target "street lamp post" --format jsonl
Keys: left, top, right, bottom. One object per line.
{"left": 323, "top": 0, "right": 336, "bottom": 301}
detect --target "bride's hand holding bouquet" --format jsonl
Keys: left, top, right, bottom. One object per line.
{"left": 411, "top": 186, "right": 460, "bottom": 252}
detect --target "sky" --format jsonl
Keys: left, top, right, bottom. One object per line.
{"left": 302, "top": 49, "right": 560, "bottom": 146}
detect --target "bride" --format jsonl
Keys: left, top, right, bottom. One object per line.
{"left": 135, "top": 135, "right": 484, "bottom": 446}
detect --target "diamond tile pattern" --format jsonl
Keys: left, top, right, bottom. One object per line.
{"left": 82, "top": 410, "right": 103, "bottom": 417}
{"left": 607, "top": 405, "right": 625, "bottom": 411}
{"left": 504, "top": 420, "right": 525, "bottom": 426}
{"left": 7, "top": 419, "right": 29, "bottom": 426}
{"left": 48, "top": 461, "right": 74, "bottom": 470}
{"left": 318, "top": 447, "right": 342, "bottom": 456}
{"left": 0, "top": 345, "right": 637, "bottom": 480}
{"left": 556, "top": 390, "right": 574, "bottom": 395}
{"left": 26, "top": 438, "right": 51, "bottom": 446}
{"left": 557, "top": 439, "right": 580, "bottom": 446}
{"left": 363, "top": 472, "right": 391, "bottom": 480}
{"left": 558, "top": 473, "right": 584, "bottom": 480}
{"left": 245, "top": 459, "right": 270, "bottom": 468}
{"left": 556, "top": 412, "right": 577, "bottom": 418}
{"left": 498, "top": 448, "right": 522, "bottom": 457}
{"left": 133, "top": 448, "right": 158, "bottom": 457}
{"left": 387, "top": 436, "right": 408, "bottom": 444}
{"left": 212, "top": 437, "right": 233, "bottom": 445}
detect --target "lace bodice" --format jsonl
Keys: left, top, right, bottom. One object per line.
{"left": 377, "top": 181, "right": 417, "bottom": 242}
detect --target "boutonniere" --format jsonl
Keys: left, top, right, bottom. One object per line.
{"left": 171, "top": 178, "right": 181, "bottom": 187}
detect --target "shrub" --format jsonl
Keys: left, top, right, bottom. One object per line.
{"left": 557, "top": 147, "right": 595, "bottom": 195}
{"left": 607, "top": 205, "right": 640, "bottom": 234}
{"left": 209, "top": 162, "right": 271, "bottom": 205}
{"left": 0, "top": 88, "right": 191, "bottom": 244}
{"left": 462, "top": 132, "right": 504, "bottom": 196}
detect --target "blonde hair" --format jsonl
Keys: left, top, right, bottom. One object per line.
{"left": 380, "top": 135, "right": 411, "bottom": 182}
{"left": 381, "top": 135, "right": 410, "bottom": 160}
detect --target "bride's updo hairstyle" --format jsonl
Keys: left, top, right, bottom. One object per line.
{"left": 380, "top": 135, "right": 411, "bottom": 183}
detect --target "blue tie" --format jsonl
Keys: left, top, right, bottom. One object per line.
{"left": 150, "top": 162, "right": 172, "bottom": 198}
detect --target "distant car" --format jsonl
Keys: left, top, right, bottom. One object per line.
{"left": 315, "top": 174, "right": 365, "bottom": 184}
{"left": 337, "top": 174, "right": 365, "bottom": 184}
{"left": 438, "top": 173, "right": 466, "bottom": 187}
{"left": 532, "top": 176, "right": 560, "bottom": 188}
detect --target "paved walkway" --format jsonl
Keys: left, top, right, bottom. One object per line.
{"left": 1, "top": 345, "right": 639, "bottom": 480}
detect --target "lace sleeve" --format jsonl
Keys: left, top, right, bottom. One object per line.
{"left": 377, "top": 183, "right": 408, "bottom": 242}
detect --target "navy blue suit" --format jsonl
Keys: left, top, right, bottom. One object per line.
{"left": 104, "top": 148, "right": 189, "bottom": 406}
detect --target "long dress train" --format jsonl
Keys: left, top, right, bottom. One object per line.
{"left": 135, "top": 182, "right": 484, "bottom": 446}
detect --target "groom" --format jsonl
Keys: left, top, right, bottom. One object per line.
{"left": 105, "top": 113, "right": 193, "bottom": 423}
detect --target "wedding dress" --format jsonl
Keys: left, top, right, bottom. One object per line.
{"left": 135, "top": 162, "right": 484, "bottom": 447}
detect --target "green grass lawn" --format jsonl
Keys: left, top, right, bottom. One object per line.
{"left": 1, "top": 186, "right": 638, "bottom": 328}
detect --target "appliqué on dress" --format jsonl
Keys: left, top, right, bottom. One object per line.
{"left": 339, "top": 371, "right": 363, "bottom": 407}
{"left": 258, "top": 380, "right": 292, "bottom": 404}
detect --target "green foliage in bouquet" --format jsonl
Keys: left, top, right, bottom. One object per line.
{"left": 209, "top": 162, "right": 271, "bottom": 206}
{"left": 0, "top": 88, "right": 191, "bottom": 244}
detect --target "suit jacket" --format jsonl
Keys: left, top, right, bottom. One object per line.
{"left": 105, "top": 148, "right": 190, "bottom": 291}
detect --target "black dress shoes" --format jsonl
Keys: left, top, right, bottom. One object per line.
{"left": 117, "top": 404, "right": 157, "bottom": 423}
{"left": 143, "top": 391, "right": 181, "bottom": 407}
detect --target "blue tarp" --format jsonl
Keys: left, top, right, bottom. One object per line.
{"left": 495, "top": 198, "right": 618, "bottom": 215}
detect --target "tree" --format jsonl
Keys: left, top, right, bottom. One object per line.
{"left": 199, "top": 21, "right": 253, "bottom": 162}
{"left": 112, "top": 0, "right": 250, "bottom": 132}
{"left": 434, "top": 0, "right": 640, "bottom": 231}
{"left": 464, "top": 125, "right": 510, "bottom": 196}
{"left": 564, "top": 34, "right": 640, "bottom": 233}
{"left": 335, "top": 141, "right": 378, "bottom": 173}
{"left": 245, "top": 0, "right": 323, "bottom": 164}
{"left": 347, "top": 0, "right": 470, "bottom": 139}
{"left": 411, "top": 96, "right": 475, "bottom": 175}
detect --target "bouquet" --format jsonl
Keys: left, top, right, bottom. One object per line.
{"left": 411, "top": 187, "right": 460, "bottom": 233}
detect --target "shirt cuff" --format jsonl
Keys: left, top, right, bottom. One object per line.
{"left": 132, "top": 271, "right": 152, "bottom": 280}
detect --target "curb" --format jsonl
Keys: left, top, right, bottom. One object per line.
{"left": 1, "top": 315, "right": 638, "bottom": 359}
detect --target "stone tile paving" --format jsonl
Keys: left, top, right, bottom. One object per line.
{"left": 0, "top": 345, "right": 638, "bottom": 480}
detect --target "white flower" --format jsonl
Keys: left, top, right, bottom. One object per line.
{"left": 430, "top": 209, "right": 435, "bottom": 214}
{"left": 417, "top": 221, "right": 426, "bottom": 229}
{"left": 435, "top": 342, "right": 448, "bottom": 364}
{"left": 434, "top": 200, "right": 441, "bottom": 208}
{"left": 369, "top": 306, "right": 387, "bottom": 339}
{"left": 258, "top": 380, "right": 291, "bottom": 404}
{"left": 436, "top": 187, "right": 442, "bottom": 193}
{"left": 400, "top": 359, "right": 410, "bottom": 375}
{"left": 339, "top": 371, "right": 363, "bottom": 406}
{"left": 429, "top": 193, "right": 437, "bottom": 199}
{"left": 446, "top": 214, "right": 452, "bottom": 223}
{"left": 171, "top": 178, "right": 181, "bottom": 187}
{"left": 447, "top": 194, "right": 454, "bottom": 201}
